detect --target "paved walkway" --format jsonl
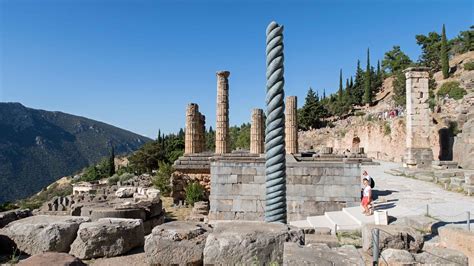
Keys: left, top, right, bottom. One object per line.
{"left": 365, "top": 161, "right": 474, "bottom": 229}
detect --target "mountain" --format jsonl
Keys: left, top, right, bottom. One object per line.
{"left": 0, "top": 102, "right": 152, "bottom": 203}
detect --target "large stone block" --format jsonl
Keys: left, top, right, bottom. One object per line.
{"left": 396, "top": 215, "right": 437, "bottom": 233}
{"left": 379, "top": 248, "right": 415, "bottom": 266}
{"left": 17, "top": 252, "right": 86, "bottom": 266}
{"left": 69, "top": 218, "right": 144, "bottom": 259}
{"left": 283, "top": 242, "right": 364, "bottom": 266}
{"left": 145, "top": 221, "right": 212, "bottom": 265}
{"left": 0, "top": 215, "right": 90, "bottom": 255}
{"left": 415, "top": 247, "right": 468, "bottom": 266}
{"left": 0, "top": 209, "right": 32, "bottom": 228}
{"left": 362, "top": 224, "right": 424, "bottom": 254}
{"left": 203, "top": 221, "right": 304, "bottom": 265}
{"left": 438, "top": 226, "right": 474, "bottom": 264}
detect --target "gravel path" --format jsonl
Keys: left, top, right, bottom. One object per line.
{"left": 364, "top": 161, "right": 474, "bottom": 229}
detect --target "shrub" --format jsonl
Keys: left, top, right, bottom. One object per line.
{"left": 107, "top": 174, "right": 120, "bottom": 185}
{"left": 437, "top": 81, "right": 467, "bottom": 100}
{"left": 383, "top": 122, "right": 391, "bottom": 136}
{"left": 354, "top": 111, "right": 366, "bottom": 116}
{"left": 464, "top": 61, "right": 474, "bottom": 71}
{"left": 185, "top": 182, "right": 205, "bottom": 206}
{"left": 152, "top": 161, "right": 173, "bottom": 196}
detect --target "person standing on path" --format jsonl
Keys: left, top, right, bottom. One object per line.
{"left": 361, "top": 178, "right": 373, "bottom": 215}
{"left": 361, "top": 170, "right": 373, "bottom": 199}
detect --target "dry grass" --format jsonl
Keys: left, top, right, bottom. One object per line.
{"left": 161, "top": 196, "right": 192, "bottom": 221}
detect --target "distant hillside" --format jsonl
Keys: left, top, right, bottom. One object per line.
{"left": 0, "top": 103, "right": 152, "bottom": 203}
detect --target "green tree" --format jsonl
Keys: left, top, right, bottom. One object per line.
{"left": 441, "top": 24, "right": 450, "bottom": 79}
{"left": 382, "top": 46, "right": 412, "bottom": 74}
{"left": 416, "top": 31, "right": 442, "bottom": 71}
{"left": 298, "top": 87, "right": 325, "bottom": 130}
{"left": 352, "top": 60, "right": 365, "bottom": 105}
{"left": 450, "top": 26, "right": 474, "bottom": 54}
{"left": 108, "top": 146, "right": 115, "bottom": 177}
{"left": 338, "top": 69, "right": 343, "bottom": 102}
{"left": 364, "top": 48, "right": 372, "bottom": 105}
{"left": 392, "top": 71, "right": 406, "bottom": 106}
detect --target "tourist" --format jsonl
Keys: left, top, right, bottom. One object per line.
{"left": 361, "top": 178, "right": 372, "bottom": 216}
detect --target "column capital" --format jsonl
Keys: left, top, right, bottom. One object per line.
{"left": 216, "top": 71, "right": 230, "bottom": 78}
{"left": 403, "top": 67, "right": 430, "bottom": 79}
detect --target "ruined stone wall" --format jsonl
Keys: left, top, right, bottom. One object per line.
{"left": 299, "top": 117, "right": 441, "bottom": 163}
{"left": 209, "top": 158, "right": 360, "bottom": 222}
{"left": 171, "top": 171, "right": 211, "bottom": 204}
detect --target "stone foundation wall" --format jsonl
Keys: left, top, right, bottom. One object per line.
{"left": 209, "top": 157, "right": 360, "bottom": 221}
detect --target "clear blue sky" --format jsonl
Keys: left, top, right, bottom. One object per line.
{"left": 1, "top": 0, "right": 472, "bottom": 138}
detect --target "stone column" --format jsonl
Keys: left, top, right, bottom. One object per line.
{"left": 215, "top": 71, "right": 230, "bottom": 154}
{"left": 404, "top": 67, "right": 433, "bottom": 168}
{"left": 185, "top": 103, "right": 200, "bottom": 154}
{"left": 250, "top": 108, "right": 264, "bottom": 154}
{"left": 285, "top": 96, "right": 298, "bottom": 154}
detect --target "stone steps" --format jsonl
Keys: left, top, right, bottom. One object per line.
{"left": 325, "top": 211, "right": 360, "bottom": 231}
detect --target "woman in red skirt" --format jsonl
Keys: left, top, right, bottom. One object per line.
{"left": 361, "top": 178, "right": 372, "bottom": 216}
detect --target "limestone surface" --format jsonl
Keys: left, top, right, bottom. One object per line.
{"left": 203, "top": 221, "right": 304, "bottom": 265}
{"left": 69, "top": 218, "right": 144, "bottom": 259}
{"left": 0, "top": 209, "right": 31, "bottom": 228}
{"left": 414, "top": 247, "right": 468, "bottom": 266}
{"left": 283, "top": 242, "right": 364, "bottom": 266}
{"left": 379, "top": 248, "right": 415, "bottom": 266}
{"left": 362, "top": 224, "right": 424, "bottom": 254}
{"left": 438, "top": 227, "right": 474, "bottom": 264}
{"left": 17, "top": 252, "right": 86, "bottom": 266}
{"left": 0, "top": 215, "right": 90, "bottom": 255}
{"left": 145, "top": 221, "right": 212, "bottom": 265}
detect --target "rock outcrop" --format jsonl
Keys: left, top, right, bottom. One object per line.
{"left": 415, "top": 246, "right": 468, "bottom": 266}
{"left": 69, "top": 218, "right": 144, "bottom": 260}
{"left": 380, "top": 248, "right": 415, "bottom": 266}
{"left": 0, "top": 215, "right": 90, "bottom": 255}
{"left": 283, "top": 242, "right": 364, "bottom": 266}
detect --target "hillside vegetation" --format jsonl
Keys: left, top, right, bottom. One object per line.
{"left": 0, "top": 103, "right": 151, "bottom": 203}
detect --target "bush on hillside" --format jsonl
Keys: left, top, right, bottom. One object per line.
{"left": 383, "top": 122, "right": 391, "bottom": 136}
{"left": 464, "top": 61, "right": 474, "bottom": 71}
{"left": 108, "top": 173, "right": 135, "bottom": 185}
{"left": 437, "top": 81, "right": 467, "bottom": 100}
{"left": 17, "top": 182, "right": 73, "bottom": 210}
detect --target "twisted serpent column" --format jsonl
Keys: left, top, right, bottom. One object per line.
{"left": 265, "top": 21, "right": 287, "bottom": 223}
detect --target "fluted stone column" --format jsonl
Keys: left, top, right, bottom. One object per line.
{"left": 185, "top": 103, "right": 200, "bottom": 154}
{"left": 404, "top": 67, "right": 433, "bottom": 168}
{"left": 285, "top": 96, "right": 298, "bottom": 154}
{"left": 250, "top": 108, "right": 264, "bottom": 154}
{"left": 215, "top": 71, "right": 230, "bottom": 154}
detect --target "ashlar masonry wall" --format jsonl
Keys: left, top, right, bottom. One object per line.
{"left": 209, "top": 156, "right": 360, "bottom": 221}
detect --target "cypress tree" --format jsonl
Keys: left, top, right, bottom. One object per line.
{"left": 350, "top": 76, "right": 353, "bottom": 88}
{"left": 108, "top": 146, "right": 115, "bottom": 177}
{"left": 338, "top": 69, "right": 343, "bottom": 102}
{"left": 364, "top": 48, "right": 372, "bottom": 105}
{"left": 441, "top": 24, "right": 449, "bottom": 79}
{"left": 323, "top": 88, "right": 326, "bottom": 99}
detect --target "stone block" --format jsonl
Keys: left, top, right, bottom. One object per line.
{"left": 145, "top": 221, "right": 212, "bottom": 265}
{"left": 0, "top": 209, "right": 32, "bottom": 228}
{"left": 362, "top": 224, "right": 424, "bottom": 254}
{"left": 438, "top": 226, "right": 474, "bottom": 264}
{"left": 203, "top": 221, "right": 304, "bottom": 265}
{"left": 283, "top": 242, "right": 364, "bottom": 266}
{"left": 1, "top": 215, "right": 90, "bottom": 255}
{"left": 396, "top": 215, "right": 437, "bottom": 233}
{"left": 415, "top": 247, "right": 468, "bottom": 266}
{"left": 17, "top": 252, "right": 86, "bottom": 266}
{"left": 305, "top": 234, "right": 339, "bottom": 247}
{"left": 69, "top": 218, "right": 144, "bottom": 259}
{"left": 379, "top": 248, "right": 415, "bottom": 266}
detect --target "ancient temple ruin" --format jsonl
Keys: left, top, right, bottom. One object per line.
{"left": 403, "top": 67, "right": 434, "bottom": 168}
{"left": 250, "top": 108, "right": 264, "bottom": 154}
{"left": 285, "top": 96, "right": 298, "bottom": 154}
